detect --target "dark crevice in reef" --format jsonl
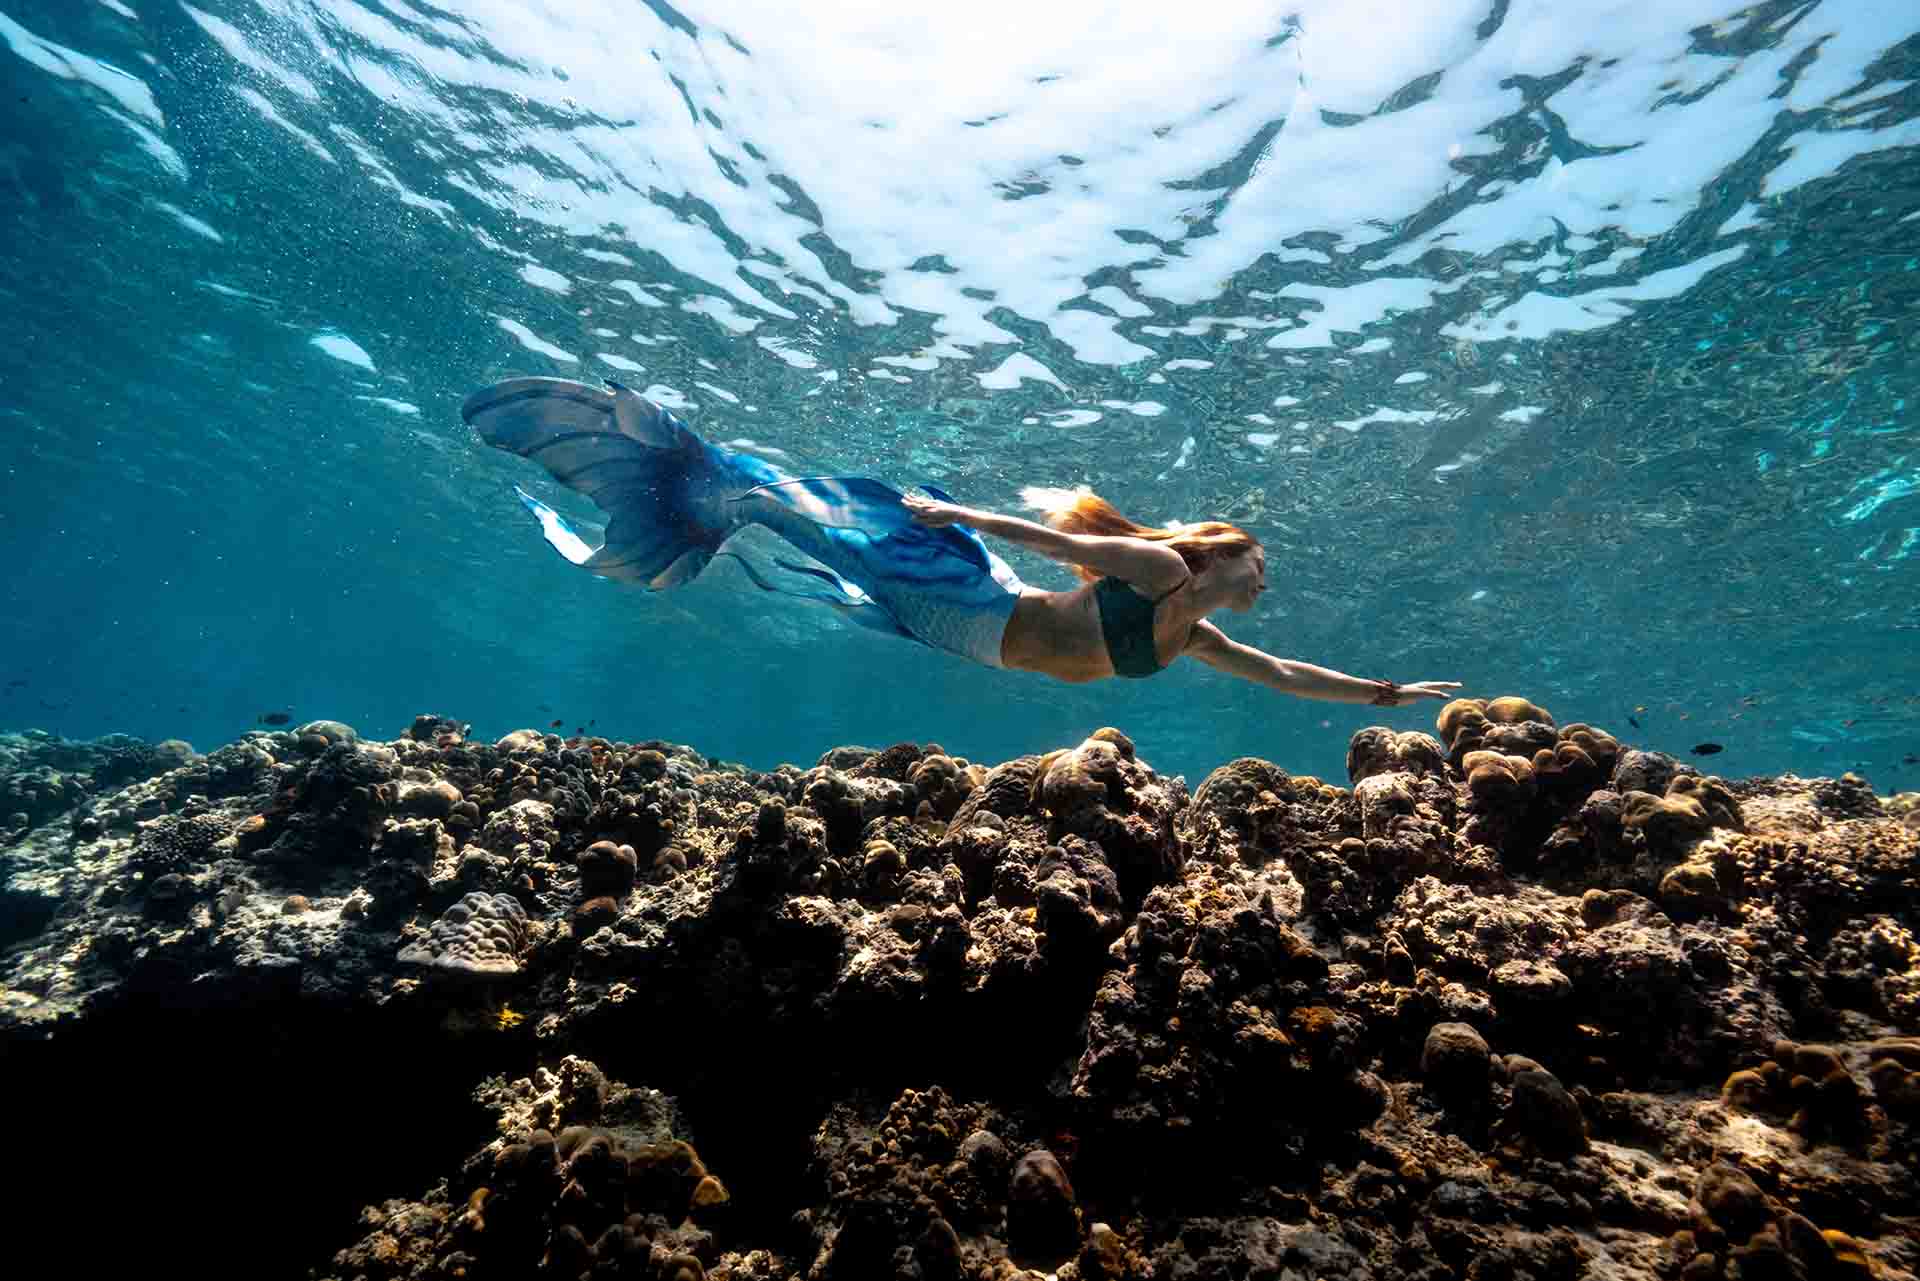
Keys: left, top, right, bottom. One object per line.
{"left": 563, "top": 960, "right": 1114, "bottom": 1252}
{"left": 6, "top": 1004, "right": 519, "bottom": 1279}
{"left": 0, "top": 888, "right": 60, "bottom": 948}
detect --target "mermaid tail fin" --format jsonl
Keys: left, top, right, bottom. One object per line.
{"left": 463, "top": 376, "right": 779, "bottom": 588}
{"left": 467, "top": 377, "right": 1024, "bottom": 663}
{"left": 738, "top": 477, "right": 997, "bottom": 576}
{"left": 510, "top": 485, "right": 596, "bottom": 566}
{"left": 735, "top": 478, "right": 1026, "bottom": 662}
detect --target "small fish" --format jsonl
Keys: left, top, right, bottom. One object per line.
{"left": 1627, "top": 714, "right": 1642, "bottom": 729}
{"left": 5, "top": 678, "right": 26, "bottom": 688}
{"left": 1691, "top": 742, "right": 1724, "bottom": 756}
{"left": 550, "top": 718, "right": 564, "bottom": 728}
{"left": 575, "top": 726, "right": 585, "bottom": 736}
{"left": 1903, "top": 753, "right": 1918, "bottom": 766}
{"left": 259, "top": 711, "right": 292, "bottom": 726}
{"left": 1633, "top": 704, "right": 1646, "bottom": 714}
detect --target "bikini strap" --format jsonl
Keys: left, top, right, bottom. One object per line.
{"left": 1151, "top": 576, "right": 1190, "bottom": 605}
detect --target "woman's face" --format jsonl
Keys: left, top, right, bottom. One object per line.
{"left": 1216, "top": 545, "right": 1267, "bottom": 612}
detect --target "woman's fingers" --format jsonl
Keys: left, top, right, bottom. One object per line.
{"left": 903, "top": 494, "right": 949, "bottom": 525}
{"left": 905, "top": 497, "right": 959, "bottom": 527}
{"left": 1380, "top": 680, "right": 1461, "bottom": 703}
{"left": 1411, "top": 680, "right": 1462, "bottom": 700}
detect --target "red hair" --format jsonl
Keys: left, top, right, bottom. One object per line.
{"left": 1044, "top": 492, "right": 1259, "bottom": 584}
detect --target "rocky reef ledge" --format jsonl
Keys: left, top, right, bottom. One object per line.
{"left": 2, "top": 701, "right": 1917, "bottom": 1281}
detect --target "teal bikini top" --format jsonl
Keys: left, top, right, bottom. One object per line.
{"left": 1095, "top": 575, "right": 1188, "bottom": 678}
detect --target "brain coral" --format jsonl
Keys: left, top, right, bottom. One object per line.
{"left": 1556, "top": 723, "right": 1621, "bottom": 773}
{"left": 1346, "top": 727, "right": 1446, "bottom": 786}
{"left": 1623, "top": 775, "right": 1742, "bottom": 853}
{"left": 1461, "top": 750, "right": 1537, "bottom": 807}
{"left": 1438, "top": 696, "right": 1560, "bottom": 766}
{"left": 398, "top": 891, "right": 530, "bottom": 977}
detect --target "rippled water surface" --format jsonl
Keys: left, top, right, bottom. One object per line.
{"left": 2, "top": 0, "right": 1917, "bottom": 785}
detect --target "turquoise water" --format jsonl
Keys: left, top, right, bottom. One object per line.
{"left": 1, "top": 0, "right": 1916, "bottom": 787}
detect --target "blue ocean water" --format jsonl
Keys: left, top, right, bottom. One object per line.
{"left": 1, "top": 0, "right": 1916, "bottom": 788}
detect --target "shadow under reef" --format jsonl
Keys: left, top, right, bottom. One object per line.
{"left": 554, "top": 952, "right": 1117, "bottom": 1260}
{"left": 4, "top": 997, "right": 535, "bottom": 1280}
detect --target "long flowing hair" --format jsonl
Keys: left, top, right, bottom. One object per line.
{"left": 1036, "top": 489, "right": 1259, "bottom": 584}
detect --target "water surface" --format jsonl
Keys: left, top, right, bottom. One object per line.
{"left": 2, "top": 0, "right": 1916, "bottom": 785}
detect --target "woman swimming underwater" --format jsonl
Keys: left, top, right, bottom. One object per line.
{"left": 464, "top": 376, "right": 1459, "bottom": 708}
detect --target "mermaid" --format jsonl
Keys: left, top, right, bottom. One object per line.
{"left": 463, "top": 377, "right": 1459, "bottom": 707}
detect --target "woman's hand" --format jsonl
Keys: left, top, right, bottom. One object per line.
{"left": 1371, "top": 679, "right": 1462, "bottom": 706}
{"left": 903, "top": 492, "right": 971, "bottom": 528}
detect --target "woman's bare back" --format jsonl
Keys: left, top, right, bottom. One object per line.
{"left": 999, "top": 582, "right": 1189, "bottom": 681}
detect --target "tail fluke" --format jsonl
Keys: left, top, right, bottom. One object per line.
{"left": 467, "top": 377, "right": 1025, "bottom": 663}
{"left": 511, "top": 485, "right": 595, "bottom": 565}
{"left": 463, "top": 377, "right": 779, "bottom": 588}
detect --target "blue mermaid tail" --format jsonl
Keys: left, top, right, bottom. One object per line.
{"left": 462, "top": 377, "right": 1025, "bottom": 665}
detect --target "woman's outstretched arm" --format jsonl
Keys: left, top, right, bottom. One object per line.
{"left": 903, "top": 493, "right": 1186, "bottom": 590}
{"left": 1184, "top": 620, "right": 1459, "bottom": 706}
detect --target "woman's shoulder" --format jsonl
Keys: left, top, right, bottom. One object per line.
{"left": 1103, "top": 570, "right": 1189, "bottom": 602}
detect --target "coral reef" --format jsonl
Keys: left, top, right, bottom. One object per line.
{"left": 397, "top": 891, "right": 532, "bottom": 977}
{"left": 3, "top": 702, "right": 1917, "bottom": 1281}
